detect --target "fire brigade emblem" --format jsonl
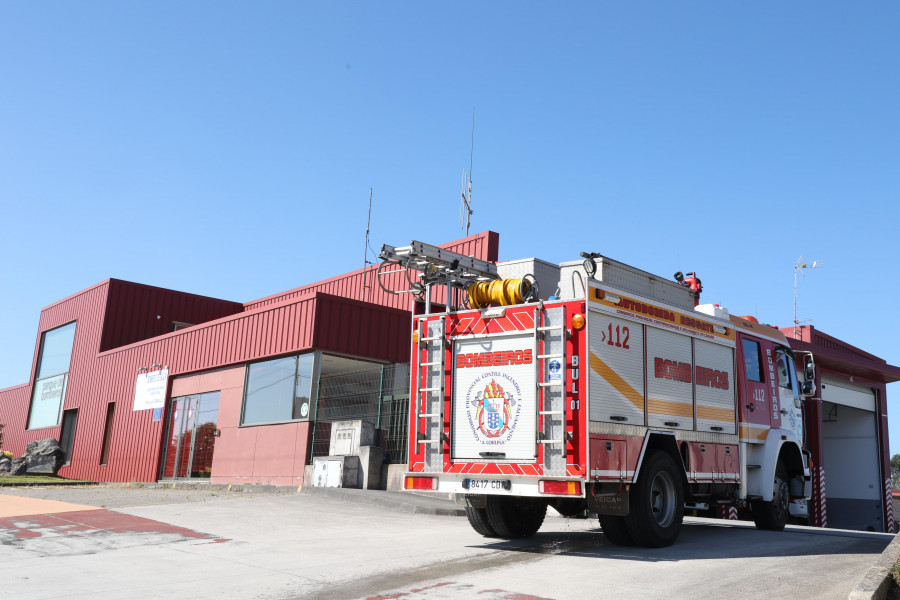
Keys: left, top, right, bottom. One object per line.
{"left": 471, "top": 379, "right": 516, "bottom": 438}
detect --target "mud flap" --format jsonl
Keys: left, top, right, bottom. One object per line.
{"left": 457, "top": 493, "right": 487, "bottom": 508}
{"left": 587, "top": 482, "right": 630, "bottom": 516}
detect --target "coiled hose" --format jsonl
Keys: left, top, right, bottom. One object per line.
{"left": 467, "top": 277, "right": 535, "bottom": 309}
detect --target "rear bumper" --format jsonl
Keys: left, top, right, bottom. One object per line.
{"left": 403, "top": 472, "right": 585, "bottom": 498}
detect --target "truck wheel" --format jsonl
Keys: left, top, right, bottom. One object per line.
{"left": 465, "top": 505, "right": 498, "bottom": 537}
{"left": 485, "top": 496, "right": 547, "bottom": 538}
{"left": 598, "top": 514, "right": 633, "bottom": 546}
{"left": 625, "top": 450, "right": 684, "bottom": 547}
{"left": 752, "top": 460, "right": 789, "bottom": 531}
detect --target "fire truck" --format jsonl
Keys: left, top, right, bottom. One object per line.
{"left": 378, "top": 241, "right": 815, "bottom": 547}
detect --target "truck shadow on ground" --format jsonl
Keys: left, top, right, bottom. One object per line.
{"left": 470, "top": 518, "right": 893, "bottom": 563}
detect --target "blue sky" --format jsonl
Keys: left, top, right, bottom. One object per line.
{"left": 2, "top": 3, "right": 899, "bottom": 448}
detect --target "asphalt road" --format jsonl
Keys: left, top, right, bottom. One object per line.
{"left": 0, "top": 486, "right": 892, "bottom": 600}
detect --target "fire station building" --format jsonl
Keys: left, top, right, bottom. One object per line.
{"left": 0, "top": 230, "right": 898, "bottom": 532}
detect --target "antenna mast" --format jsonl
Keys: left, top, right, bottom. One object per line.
{"left": 460, "top": 108, "right": 475, "bottom": 236}
{"left": 361, "top": 188, "right": 373, "bottom": 301}
{"left": 793, "top": 256, "right": 823, "bottom": 338}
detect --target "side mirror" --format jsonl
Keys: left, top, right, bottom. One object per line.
{"left": 804, "top": 356, "right": 815, "bottom": 383}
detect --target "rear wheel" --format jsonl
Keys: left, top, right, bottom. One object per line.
{"left": 598, "top": 514, "right": 633, "bottom": 546}
{"left": 485, "top": 496, "right": 547, "bottom": 538}
{"left": 625, "top": 450, "right": 685, "bottom": 547}
{"left": 465, "top": 505, "right": 498, "bottom": 537}
{"left": 752, "top": 460, "right": 789, "bottom": 531}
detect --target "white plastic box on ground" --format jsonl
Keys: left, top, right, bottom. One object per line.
{"left": 328, "top": 420, "right": 375, "bottom": 457}
{"left": 312, "top": 456, "right": 361, "bottom": 488}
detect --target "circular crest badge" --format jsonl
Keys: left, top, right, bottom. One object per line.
{"left": 466, "top": 375, "right": 522, "bottom": 442}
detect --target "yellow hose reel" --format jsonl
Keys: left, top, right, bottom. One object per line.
{"left": 466, "top": 275, "right": 537, "bottom": 309}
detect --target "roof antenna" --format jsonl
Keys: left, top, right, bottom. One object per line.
{"left": 793, "top": 256, "right": 823, "bottom": 338}
{"left": 361, "top": 188, "right": 373, "bottom": 301}
{"left": 460, "top": 108, "right": 475, "bottom": 236}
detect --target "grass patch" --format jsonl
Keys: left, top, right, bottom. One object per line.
{"left": 892, "top": 559, "right": 900, "bottom": 587}
{"left": 0, "top": 474, "right": 94, "bottom": 485}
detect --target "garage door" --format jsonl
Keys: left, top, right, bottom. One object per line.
{"left": 820, "top": 378, "right": 883, "bottom": 531}
{"left": 821, "top": 378, "right": 876, "bottom": 412}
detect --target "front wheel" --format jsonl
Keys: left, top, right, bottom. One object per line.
{"left": 599, "top": 514, "right": 633, "bottom": 546}
{"left": 752, "top": 460, "right": 790, "bottom": 531}
{"left": 625, "top": 450, "right": 685, "bottom": 547}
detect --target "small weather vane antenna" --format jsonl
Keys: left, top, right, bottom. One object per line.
{"left": 361, "top": 188, "right": 374, "bottom": 301}
{"left": 460, "top": 108, "right": 475, "bottom": 236}
{"left": 793, "top": 256, "right": 824, "bottom": 338}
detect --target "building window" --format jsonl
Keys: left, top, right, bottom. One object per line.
{"left": 28, "top": 321, "right": 77, "bottom": 429}
{"left": 741, "top": 338, "right": 764, "bottom": 383}
{"left": 241, "top": 353, "right": 315, "bottom": 426}
{"left": 172, "top": 321, "right": 194, "bottom": 332}
{"left": 100, "top": 402, "right": 115, "bottom": 465}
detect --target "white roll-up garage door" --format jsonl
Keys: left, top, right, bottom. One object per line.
{"left": 820, "top": 377, "right": 882, "bottom": 531}
{"left": 821, "top": 378, "right": 876, "bottom": 412}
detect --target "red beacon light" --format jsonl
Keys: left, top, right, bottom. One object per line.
{"left": 674, "top": 271, "right": 703, "bottom": 306}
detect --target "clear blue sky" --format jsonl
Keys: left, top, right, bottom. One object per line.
{"left": 2, "top": 3, "right": 899, "bottom": 448}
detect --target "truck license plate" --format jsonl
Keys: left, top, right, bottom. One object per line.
{"left": 462, "top": 478, "right": 511, "bottom": 491}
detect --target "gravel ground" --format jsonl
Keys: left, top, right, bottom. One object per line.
{"left": 0, "top": 483, "right": 298, "bottom": 508}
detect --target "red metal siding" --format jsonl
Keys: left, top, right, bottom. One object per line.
{"left": 243, "top": 231, "right": 500, "bottom": 312}
{"left": 312, "top": 295, "right": 411, "bottom": 364}
{"left": 0, "top": 384, "right": 29, "bottom": 454}
{"left": 99, "top": 279, "right": 243, "bottom": 352}
{"left": 42, "top": 292, "right": 401, "bottom": 482}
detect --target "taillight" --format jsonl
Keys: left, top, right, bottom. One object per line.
{"left": 405, "top": 476, "right": 438, "bottom": 490}
{"left": 538, "top": 480, "right": 582, "bottom": 495}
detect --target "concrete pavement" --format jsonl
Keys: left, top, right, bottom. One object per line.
{"left": 0, "top": 484, "right": 895, "bottom": 599}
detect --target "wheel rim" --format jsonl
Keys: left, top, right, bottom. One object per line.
{"left": 773, "top": 476, "right": 789, "bottom": 520}
{"left": 649, "top": 471, "right": 677, "bottom": 528}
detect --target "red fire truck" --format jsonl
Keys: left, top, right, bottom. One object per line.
{"left": 378, "top": 241, "right": 814, "bottom": 547}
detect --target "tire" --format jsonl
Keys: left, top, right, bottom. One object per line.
{"left": 485, "top": 496, "right": 547, "bottom": 538}
{"left": 752, "top": 460, "right": 789, "bottom": 531}
{"left": 598, "top": 514, "right": 633, "bottom": 546}
{"left": 465, "top": 505, "right": 498, "bottom": 537}
{"left": 625, "top": 450, "right": 685, "bottom": 548}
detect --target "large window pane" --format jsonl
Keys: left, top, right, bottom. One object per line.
{"left": 243, "top": 356, "right": 299, "bottom": 425}
{"left": 28, "top": 373, "right": 67, "bottom": 429}
{"left": 28, "top": 321, "right": 76, "bottom": 429}
{"left": 293, "top": 354, "right": 315, "bottom": 420}
{"left": 36, "top": 322, "right": 76, "bottom": 379}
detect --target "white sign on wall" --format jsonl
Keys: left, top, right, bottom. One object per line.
{"left": 133, "top": 368, "right": 169, "bottom": 411}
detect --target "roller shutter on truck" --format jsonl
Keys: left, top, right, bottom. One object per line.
{"left": 588, "top": 284, "right": 736, "bottom": 432}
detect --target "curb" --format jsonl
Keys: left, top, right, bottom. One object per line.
{"left": 299, "top": 486, "right": 466, "bottom": 517}
{"left": 0, "top": 480, "right": 100, "bottom": 487}
{"left": 849, "top": 532, "right": 900, "bottom": 600}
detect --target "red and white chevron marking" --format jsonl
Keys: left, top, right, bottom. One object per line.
{"left": 717, "top": 504, "right": 738, "bottom": 520}
{"left": 448, "top": 310, "right": 536, "bottom": 337}
{"left": 811, "top": 466, "right": 827, "bottom": 528}
{"left": 885, "top": 478, "right": 895, "bottom": 534}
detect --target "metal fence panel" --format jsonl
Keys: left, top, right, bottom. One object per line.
{"left": 310, "top": 363, "right": 410, "bottom": 464}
